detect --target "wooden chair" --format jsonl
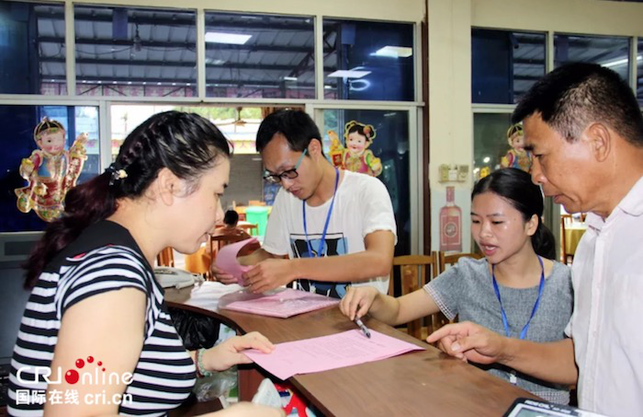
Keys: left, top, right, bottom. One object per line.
{"left": 438, "top": 251, "right": 483, "bottom": 274}
{"left": 560, "top": 214, "right": 573, "bottom": 264}
{"left": 184, "top": 246, "right": 211, "bottom": 277}
{"left": 561, "top": 213, "right": 587, "bottom": 265}
{"left": 156, "top": 247, "right": 175, "bottom": 267}
{"left": 388, "top": 253, "right": 439, "bottom": 340}
{"left": 238, "top": 222, "right": 259, "bottom": 236}
{"left": 209, "top": 233, "right": 252, "bottom": 255}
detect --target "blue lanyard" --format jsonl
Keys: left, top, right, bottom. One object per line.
{"left": 302, "top": 168, "right": 339, "bottom": 258}
{"left": 491, "top": 256, "right": 545, "bottom": 340}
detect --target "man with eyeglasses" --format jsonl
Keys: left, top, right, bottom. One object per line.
{"left": 212, "top": 109, "right": 396, "bottom": 298}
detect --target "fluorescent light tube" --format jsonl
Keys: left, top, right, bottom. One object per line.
{"left": 373, "top": 46, "right": 413, "bottom": 58}
{"left": 327, "top": 70, "right": 371, "bottom": 79}
{"left": 205, "top": 32, "right": 252, "bottom": 45}
{"left": 602, "top": 55, "right": 642, "bottom": 69}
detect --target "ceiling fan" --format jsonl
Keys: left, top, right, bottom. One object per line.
{"left": 217, "top": 107, "right": 261, "bottom": 127}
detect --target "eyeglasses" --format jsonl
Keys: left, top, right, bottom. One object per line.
{"left": 263, "top": 148, "right": 307, "bottom": 184}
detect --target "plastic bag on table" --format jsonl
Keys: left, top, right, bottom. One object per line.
{"left": 194, "top": 366, "right": 238, "bottom": 402}
{"left": 169, "top": 307, "right": 220, "bottom": 350}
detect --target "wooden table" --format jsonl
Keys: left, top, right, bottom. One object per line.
{"left": 166, "top": 283, "right": 538, "bottom": 416}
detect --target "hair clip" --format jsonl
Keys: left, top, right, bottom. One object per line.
{"left": 107, "top": 163, "right": 128, "bottom": 185}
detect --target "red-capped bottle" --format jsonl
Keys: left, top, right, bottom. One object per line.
{"left": 440, "top": 186, "right": 462, "bottom": 252}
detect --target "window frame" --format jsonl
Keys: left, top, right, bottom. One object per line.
{"left": 0, "top": 1, "right": 424, "bottom": 256}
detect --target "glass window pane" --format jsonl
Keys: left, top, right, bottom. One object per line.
{"left": 320, "top": 109, "right": 410, "bottom": 254}
{"left": 74, "top": 6, "right": 197, "bottom": 97}
{"left": 111, "top": 104, "right": 264, "bottom": 157}
{"left": 110, "top": 104, "right": 268, "bottom": 212}
{"left": 473, "top": 113, "right": 515, "bottom": 181}
{"left": 322, "top": 20, "right": 415, "bottom": 101}
{"left": 472, "top": 29, "right": 546, "bottom": 104}
{"left": 0, "top": 105, "right": 100, "bottom": 232}
{"left": 554, "top": 34, "right": 630, "bottom": 81}
{"left": 110, "top": 104, "right": 175, "bottom": 160}
{"left": 636, "top": 39, "right": 643, "bottom": 104}
{"left": 205, "top": 107, "right": 262, "bottom": 154}
{"left": 174, "top": 106, "right": 263, "bottom": 154}
{"left": 205, "top": 12, "right": 314, "bottom": 99}
{"left": 0, "top": 1, "right": 66, "bottom": 95}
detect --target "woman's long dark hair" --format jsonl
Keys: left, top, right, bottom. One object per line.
{"left": 472, "top": 168, "right": 556, "bottom": 260}
{"left": 25, "top": 111, "right": 231, "bottom": 288}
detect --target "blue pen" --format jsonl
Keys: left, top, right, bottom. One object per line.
{"left": 355, "top": 318, "right": 371, "bottom": 338}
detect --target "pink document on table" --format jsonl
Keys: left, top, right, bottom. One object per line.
{"left": 244, "top": 329, "right": 424, "bottom": 380}
{"left": 219, "top": 288, "right": 339, "bottom": 318}
{"left": 213, "top": 238, "right": 257, "bottom": 285}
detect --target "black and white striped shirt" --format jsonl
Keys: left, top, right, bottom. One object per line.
{"left": 8, "top": 220, "right": 196, "bottom": 416}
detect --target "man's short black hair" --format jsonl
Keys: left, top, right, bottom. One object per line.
{"left": 512, "top": 62, "right": 643, "bottom": 147}
{"left": 256, "top": 109, "right": 324, "bottom": 156}
{"left": 223, "top": 209, "right": 239, "bottom": 226}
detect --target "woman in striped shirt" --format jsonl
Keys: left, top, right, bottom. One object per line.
{"left": 8, "top": 111, "right": 282, "bottom": 417}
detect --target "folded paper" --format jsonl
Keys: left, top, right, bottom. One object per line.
{"left": 213, "top": 237, "right": 257, "bottom": 285}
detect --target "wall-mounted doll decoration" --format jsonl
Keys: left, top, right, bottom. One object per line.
{"left": 15, "top": 117, "right": 88, "bottom": 222}
{"left": 500, "top": 122, "right": 532, "bottom": 172}
{"left": 327, "top": 129, "right": 344, "bottom": 169}
{"left": 341, "top": 120, "right": 383, "bottom": 177}
{"left": 479, "top": 166, "right": 492, "bottom": 180}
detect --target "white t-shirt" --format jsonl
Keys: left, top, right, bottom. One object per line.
{"left": 565, "top": 175, "right": 643, "bottom": 416}
{"left": 262, "top": 170, "right": 397, "bottom": 298}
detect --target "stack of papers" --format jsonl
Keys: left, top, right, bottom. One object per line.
{"left": 244, "top": 329, "right": 424, "bottom": 380}
{"left": 220, "top": 288, "right": 339, "bottom": 318}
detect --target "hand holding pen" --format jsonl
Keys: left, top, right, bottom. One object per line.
{"left": 338, "top": 286, "right": 379, "bottom": 338}
{"left": 339, "top": 286, "right": 380, "bottom": 323}
{"left": 355, "top": 317, "right": 371, "bottom": 338}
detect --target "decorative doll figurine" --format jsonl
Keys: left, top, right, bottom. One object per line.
{"left": 341, "top": 120, "right": 383, "bottom": 177}
{"left": 15, "top": 117, "right": 88, "bottom": 222}
{"left": 500, "top": 122, "right": 532, "bottom": 172}
{"left": 327, "top": 129, "right": 344, "bottom": 168}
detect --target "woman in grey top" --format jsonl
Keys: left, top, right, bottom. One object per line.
{"left": 340, "top": 168, "right": 572, "bottom": 404}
